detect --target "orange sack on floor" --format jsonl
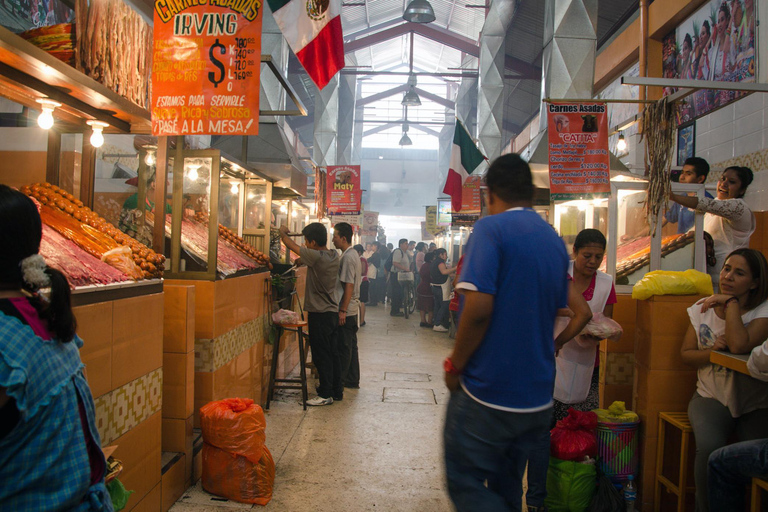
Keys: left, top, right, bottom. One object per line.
{"left": 202, "top": 443, "right": 275, "bottom": 505}
{"left": 200, "top": 398, "right": 266, "bottom": 463}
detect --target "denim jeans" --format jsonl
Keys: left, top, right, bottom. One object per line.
{"left": 688, "top": 392, "right": 768, "bottom": 511}
{"left": 432, "top": 286, "right": 449, "bottom": 328}
{"left": 390, "top": 276, "right": 403, "bottom": 314}
{"left": 524, "top": 425, "right": 552, "bottom": 508}
{"left": 444, "top": 388, "right": 553, "bottom": 511}
{"left": 708, "top": 438, "right": 768, "bottom": 512}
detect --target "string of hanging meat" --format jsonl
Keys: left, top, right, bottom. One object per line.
{"left": 641, "top": 96, "right": 676, "bottom": 236}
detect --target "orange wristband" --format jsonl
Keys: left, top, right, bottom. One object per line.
{"left": 444, "top": 357, "right": 461, "bottom": 376}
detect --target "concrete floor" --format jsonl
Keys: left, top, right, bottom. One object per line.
{"left": 171, "top": 303, "right": 457, "bottom": 511}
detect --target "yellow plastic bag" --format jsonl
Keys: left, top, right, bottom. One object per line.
{"left": 631, "top": 269, "right": 713, "bottom": 300}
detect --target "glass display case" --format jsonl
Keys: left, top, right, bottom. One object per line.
{"left": 269, "top": 198, "right": 311, "bottom": 265}
{"left": 553, "top": 198, "right": 609, "bottom": 254}
{"left": 606, "top": 180, "right": 706, "bottom": 292}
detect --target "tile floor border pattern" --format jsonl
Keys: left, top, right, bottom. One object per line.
{"left": 93, "top": 367, "right": 163, "bottom": 445}
{"left": 194, "top": 316, "right": 268, "bottom": 373}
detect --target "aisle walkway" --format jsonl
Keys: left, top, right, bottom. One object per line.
{"left": 171, "top": 303, "right": 456, "bottom": 511}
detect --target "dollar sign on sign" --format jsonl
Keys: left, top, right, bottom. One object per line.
{"left": 208, "top": 39, "right": 226, "bottom": 88}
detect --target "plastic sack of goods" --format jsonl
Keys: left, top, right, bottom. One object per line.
{"left": 631, "top": 269, "right": 713, "bottom": 300}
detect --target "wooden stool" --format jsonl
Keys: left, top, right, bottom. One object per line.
{"left": 265, "top": 321, "right": 309, "bottom": 410}
{"left": 655, "top": 412, "right": 695, "bottom": 512}
{"left": 751, "top": 477, "right": 768, "bottom": 512}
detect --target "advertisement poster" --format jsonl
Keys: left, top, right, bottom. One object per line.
{"left": 362, "top": 211, "right": 379, "bottom": 237}
{"left": 547, "top": 102, "right": 610, "bottom": 201}
{"left": 452, "top": 175, "right": 482, "bottom": 226}
{"left": 326, "top": 165, "right": 362, "bottom": 215}
{"left": 663, "top": 0, "right": 756, "bottom": 124}
{"left": 437, "top": 199, "right": 452, "bottom": 226}
{"left": 151, "top": 1, "right": 263, "bottom": 136}
{"left": 425, "top": 206, "right": 440, "bottom": 235}
{"left": 420, "top": 221, "right": 434, "bottom": 241}
{"left": 329, "top": 214, "right": 361, "bottom": 230}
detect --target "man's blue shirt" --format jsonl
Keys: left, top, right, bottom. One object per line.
{"left": 457, "top": 208, "right": 569, "bottom": 410}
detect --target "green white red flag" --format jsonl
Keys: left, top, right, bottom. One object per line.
{"left": 443, "top": 119, "right": 486, "bottom": 212}
{"left": 267, "top": 0, "right": 345, "bottom": 89}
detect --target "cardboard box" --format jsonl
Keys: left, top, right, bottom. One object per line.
{"left": 129, "top": 482, "right": 161, "bottom": 512}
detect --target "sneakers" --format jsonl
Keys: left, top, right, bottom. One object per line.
{"left": 419, "top": 322, "right": 433, "bottom": 328}
{"left": 390, "top": 311, "right": 404, "bottom": 317}
{"left": 306, "top": 396, "right": 333, "bottom": 406}
{"left": 433, "top": 325, "right": 448, "bottom": 332}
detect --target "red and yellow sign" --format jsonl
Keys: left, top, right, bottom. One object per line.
{"left": 452, "top": 175, "right": 482, "bottom": 226}
{"left": 326, "top": 165, "right": 361, "bottom": 215}
{"left": 547, "top": 102, "right": 610, "bottom": 200}
{"left": 151, "top": 1, "right": 263, "bottom": 136}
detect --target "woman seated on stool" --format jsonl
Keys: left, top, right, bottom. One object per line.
{"left": 682, "top": 248, "right": 768, "bottom": 512}
{"left": 552, "top": 228, "right": 618, "bottom": 423}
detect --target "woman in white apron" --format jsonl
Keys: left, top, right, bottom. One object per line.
{"left": 670, "top": 166, "right": 755, "bottom": 287}
{"left": 552, "top": 229, "right": 618, "bottom": 423}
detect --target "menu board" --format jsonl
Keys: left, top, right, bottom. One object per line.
{"left": 452, "top": 175, "right": 482, "bottom": 226}
{"left": 151, "top": 1, "right": 263, "bottom": 135}
{"left": 547, "top": 102, "right": 611, "bottom": 201}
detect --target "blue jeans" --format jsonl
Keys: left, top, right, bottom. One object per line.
{"left": 444, "top": 388, "right": 553, "bottom": 511}
{"left": 432, "top": 286, "right": 449, "bottom": 328}
{"left": 708, "top": 439, "right": 768, "bottom": 512}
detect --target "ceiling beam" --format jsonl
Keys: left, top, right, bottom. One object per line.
{"left": 345, "top": 22, "right": 480, "bottom": 57}
{"left": 504, "top": 55, "right": 541, "bottom": 79}
{"left": 414, "top": 87, "right": 455, "bottom": 109}
{"left": 358, "top": 84, "right": 408, "bottom": 106}
{"left": 362, "top": 121, "right": 441, "bottom": 138}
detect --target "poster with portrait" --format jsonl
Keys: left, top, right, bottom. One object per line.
{"left": 677, "top": 123, "right": 696, "bottom": 165}
{"left": 326, "top": 165, "right": 362, "bottom": 215}
{"left": 547, "top": 102, "right": 611, "bottom": 201}
{"left": 663, "top": 0, "right": 756, "bottom": 125}
{"left": 362, "top": 211, "right": 379, "bottom": 236}
{"left": 436, "top": 199, "right": 452, "bottom": 226}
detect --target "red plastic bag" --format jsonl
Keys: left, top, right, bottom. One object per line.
{"left": 550, "top": 408, "right": 598, "bottom": 461}
{"left": 200, "top": 398, "right": 266, "bottom": 463}
{"left": 202, "top": 443, "right": 275, "bottom": 505}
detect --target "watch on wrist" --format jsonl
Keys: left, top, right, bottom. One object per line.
{"left": 444, "top": 357, "right": 461, "bottom": 376}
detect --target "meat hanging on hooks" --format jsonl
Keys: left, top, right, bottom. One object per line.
{"left": 640, "top": 96, "right": 676, "bottom": 236}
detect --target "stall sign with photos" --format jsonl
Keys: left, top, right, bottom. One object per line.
{"left": 326, "top": 165, "right": 362, "bottom": 215}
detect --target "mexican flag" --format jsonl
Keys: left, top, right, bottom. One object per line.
{"left": 267, "top": 0, "right": 345, "bottom": 89}
{"left": 443, "top": 119, "right": 486, "bottom": 212}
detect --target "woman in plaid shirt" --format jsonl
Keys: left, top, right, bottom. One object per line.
{"left": 0, "top": 186, "right": 112, "bottom": 511}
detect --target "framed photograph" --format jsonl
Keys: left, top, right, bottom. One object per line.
{"left": 677, "top": 122, "right": 695, "bottom": 166}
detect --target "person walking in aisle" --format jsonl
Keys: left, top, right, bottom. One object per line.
{"left": 279, "top": 223, "right": 341, "bottom": 406}
{"left": 332, "top": 223, "right": 361, "bottom": 392}
{"left": 0, "top": 185, "right": 114, "bottom": 510}
{"left": 354, "top": 244, "right": 368, "bottom": 326}
{"left": 390, "top": 238, "right": 411, "bottom": 317}
{"left": 367, "top": 242, "right": 382, "bottom": 306}
{"left": 431, "top": 248, "right": 455, "bottom": 332}
{"left": 443, "top": 154, "right": 570, "bottom": 511}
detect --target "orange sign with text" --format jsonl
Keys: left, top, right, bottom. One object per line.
{"left": 151, "top": 1, "right": 263, "bottom": 136}
{"left": 326, "top": 165, "right": 361, "bottom": 215}
{"left": 547, "top": 102, "right": 610, "bottom": 200}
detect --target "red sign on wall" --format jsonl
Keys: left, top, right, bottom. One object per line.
{"left": 151, "top": 1, "right": 263, "bottom": 136}
{"left": 326, "top": 165, "right": 361, "bottom": 215}
{"left": 547, "top": 102, "right": 611, "bottom": 201}
{"left": 452, "top": 175, "right": 482, "bottom": 226}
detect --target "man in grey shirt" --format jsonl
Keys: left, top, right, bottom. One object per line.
{"left": 279, "top": 223, "right": 341, "bottom": 406}
{"left": 332, "top": 222, "right": 362, "bottom": 391}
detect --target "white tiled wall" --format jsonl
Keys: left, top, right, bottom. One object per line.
{"left": 694, "top": 92, "right": 768, "bottom": 166}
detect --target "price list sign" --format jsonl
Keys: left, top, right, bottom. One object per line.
{"left": 151, "top": 0, "right": 263, "bottom": 136}
{"left": 547, "top": 102, "right": 611, "bottom": 201}
{"left": 326, "top": 165, "right": 361, "bottom": 215}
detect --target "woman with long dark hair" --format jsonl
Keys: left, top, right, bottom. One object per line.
{"left": 0, "top": 186, "right": 112, "bottom": 511}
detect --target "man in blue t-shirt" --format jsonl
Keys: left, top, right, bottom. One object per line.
{"left": 443, "top": 154, "right": 570, "bottom": 511}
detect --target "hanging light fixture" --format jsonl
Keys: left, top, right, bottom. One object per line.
{"left": 36, "top": 98, "right": 61, "bottom": 129}
{"left": 143, "top": 145, "right": 157, "bottom": 166}
{"left": 231, "top": 182, "right": 239, "bottom": 194}
{"left": 87, "top": 120, "right": 109, "bottom": 148}
{"left": 399, "top": 121, "right": 413, "bottom": 146}
{"left": 617, "top": 132, "right": 627, "bottom": 152}
{"left": 187, "top": 165, "right": 199, "bottom": 181}
{"left": 402, "top": 74, "right": 421, "bottom": 106}
{"left": 403, "top": 0, "right": 435, "bottom": 23}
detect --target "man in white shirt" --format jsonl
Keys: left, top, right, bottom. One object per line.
{"left": 708, "top": 340, "right": 768, "bottom": 511}
{"left": 333, "top": 222, "right": 362, "bottom": 391}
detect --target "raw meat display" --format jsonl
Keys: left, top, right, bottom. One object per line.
{"left": 21, "top": 182, "right": 164, "bottom": 279}
{"left": 39, "top": 225, "right": 132, "bottom": 288}
{"left": 177, "top": 217, "right": 259, "bottom": 276}
{"left": 194, "top": 212, "right": 271, "bottom": 266}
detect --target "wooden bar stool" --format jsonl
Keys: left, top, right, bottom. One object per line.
{"left": 751, "top": 477, "right": 768, "bottom": 512}
{"left": 265, "top": 320, "right": 310, "bottom": 411}
{"left": 655, "top": 412, "right": 695, "bottom": 512}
